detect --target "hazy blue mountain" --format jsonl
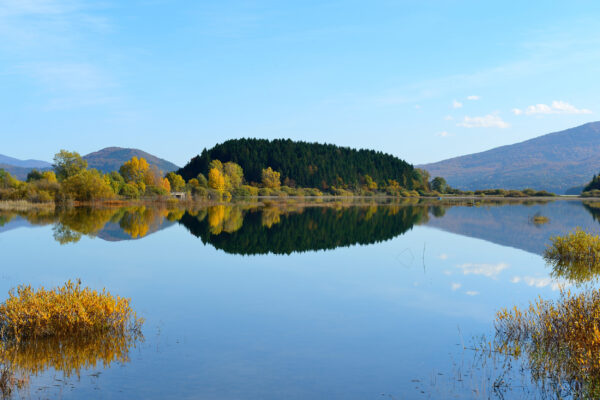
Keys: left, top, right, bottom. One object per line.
{"left": 419, "top": 122, "right": 600, "bottom": 194}
{"left": 0, "top": 163, "right": 51, "bottom": 180}
{"left": 83, "top": 147, "right": 179, "bottom": 173}
{"left": 0, "top": 154, "right": 51, "bottom": 169}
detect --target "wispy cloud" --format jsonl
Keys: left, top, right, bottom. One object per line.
{"left": 467, "top": 95, "right": 480, "bottom": 100}
{"left": 457, "top": 262, "right": 509, "bottom": 278}
{"left": 511, "top": 276, "right": 567, "bottom": 291}
{"left": 457, "top": 114, "right": 510, "bottom": 128}
{"left": 451, "top": 282, "right": 461, "bottom": 291}
{"left": 436, "top": 131, "right": 451, "bottom": 138}
{"left": 0, "top": 0, "right": 118, "bottom": 110}
{"left": 452, "top": 100, "right": 463, "bottom": 109}
{"left": 465, "top": 291, "right": 479, "bottom": 296}
{"left": 512, "top": 100, "right": 592, "bottom": 116}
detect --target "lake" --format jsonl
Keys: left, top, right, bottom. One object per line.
{"left": 1, "top": 198, "right": 599, "bottom": 399}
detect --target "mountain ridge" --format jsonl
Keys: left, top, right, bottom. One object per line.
{"left": 0, "top": 147, "right": 179, "bottom": 178}
{"left": 83, "top": 147, "right": 179, "bottom": 173}
{"left": 419, "top": 121, "right": 600, "bottom": 194}
{"left": 0, "top": 154, "right": 52, "bottom": 169}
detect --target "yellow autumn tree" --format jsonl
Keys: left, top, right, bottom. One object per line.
{"left": 208, "top": 168, "right": 226, "bottom": 191}
{"left": 161, "top": 178, "right": 171, "bottom": 192}
{"left": 119, "top": 157, "right": 150, "bottom": 190}
{"left": 165, "top": 172, "right": 186, "bottom": 192}
{"left": 261, "top": 167, "right": 281, "bottom": 188}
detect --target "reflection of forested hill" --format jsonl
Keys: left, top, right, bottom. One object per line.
{"left": 0, "top": 216, "right": 31, "bottom": 233}
{"left": 424, "top": 201, "right": 600, "bottom": 255}
{"left": 179, "top": 205, "right": 429, "bottom": 255}
{"left": 97, "top": 220, "right": 175, "bottom": 242}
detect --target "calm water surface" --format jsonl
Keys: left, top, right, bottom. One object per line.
{"left": 1, "top": 199, "right": 598, "bottom": 399}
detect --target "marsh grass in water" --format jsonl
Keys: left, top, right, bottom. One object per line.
{"left": 531, "top": 213, "right": 550, "bottom": 226}
{"left": 545, "top": 228, "right": 600, "bottom": 283}
{"left": 0, "top": 281, "right": 143, "bottom": 397}
{"left": 492, "top": 288, "right": 600, "bottom": 398}
{"left": 0, "top": 280, "right": 143, "bottom": 342}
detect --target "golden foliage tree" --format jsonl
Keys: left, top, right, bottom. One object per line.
{"left": 161, "top": 177, "right": 171, "bottom": 192}
{"left": 261, "top": 167, "right": 281, "bottom": 188}
{"left": 165, "top": 172, "right": 185, "bottom": 192}
{"left": 119, "top": 157, "right": 150, "bottom": 187}
{"left": 208, "top": 168, "right": 226, "bottom": 191}
{"left": 223, "top": 162, "right": 244, "bottom": 190}
{"left": 61, "top": 170, "right": 115, "bottom": 201}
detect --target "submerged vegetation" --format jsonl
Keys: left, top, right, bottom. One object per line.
{"left": 493, "top": 288, "right": 600, "bottom": 398}
{"left": 531, "top": 213, "right": 550, "bottom": 225}
{"left": 0, "top": 281, "right": 143, "bottom": 397}
{"left": 0, "top": 280, "right": 142, "bottom": 342}
{"left": 544, "top": 228, "right": 600, "bottom": 283}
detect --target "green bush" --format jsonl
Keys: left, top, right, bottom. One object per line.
{"left": 232, "top": 185, "right": 259, "bottom": 197}
{"left": 145, "top": 185, "right": 169, "bottom": 197}
{"left": 119, "top": 183, "right": 140, "bottom": 199}
{"left": 258, "top": 188, "right": 273, "bottom": 196}
{"left": 192, "top": 186, "right": 209, "bottom": 198}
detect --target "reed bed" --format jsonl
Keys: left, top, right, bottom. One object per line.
{"left": 0, "top": 280, "right": 142, "bottom": 342}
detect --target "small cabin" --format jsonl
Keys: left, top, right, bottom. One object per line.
{"left": 171, "top": 191, "right": 186, "bottom": 200}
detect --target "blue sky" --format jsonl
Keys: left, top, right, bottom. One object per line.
{"left": 2, "top": 0, "right": 600, "bottom": 167}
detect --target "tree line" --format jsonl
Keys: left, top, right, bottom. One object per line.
{"left": 0, "top": 150, "right": 189, "bottom": 203}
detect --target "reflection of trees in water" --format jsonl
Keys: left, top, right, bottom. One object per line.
{"left": 0, "top": 206, "right": 183, "bottom": 244}
{"left": 0, "top": 318, "right": 142, "bottom": 398}
{"left": 583, "top": 201, "right": 600, "bottom": 224}
{"left": 180, "top": 204, "right": 431, "bottom": 255}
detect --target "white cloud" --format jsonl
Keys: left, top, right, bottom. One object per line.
{"left": 438, "top": 253, "right": 449, "bottom": 260}
{"left": 457, "top": 114, "right": 510, "bottom": 128}
{"left": 451, "top": 282, "right": 461, "bottom": 291}
{"left": 452, "top": 100, "right": 463, "bottom": 108}
{"left": 465, "top": 291, "right": 479, "bottom": 296}
{"left": 444, "top": 115, "right": 453, "bottom": 120}
{"left": 467, "top": 95, "right": 480, "bottom": 100}
{"left": 513, "top": 100, "right": 592, "bottom": 116}
{"left": 511, "top": 275, "right": 568, "bottom": 291}
{"left": 436, "top": 131, "right": 450, "bottom": 137}
{"left": 457, "top": 262, "right": 509, "bottom": 278}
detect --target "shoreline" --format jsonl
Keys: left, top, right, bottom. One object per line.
{"left": 0, "top": 194, "right": 593, "bottom": 211}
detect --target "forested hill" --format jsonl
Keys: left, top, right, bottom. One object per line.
{"left": 83, "top": 147, "right": 179, "bottom": 174}
{"left": 178, "top": 139, "right": 421, "bottom": 188}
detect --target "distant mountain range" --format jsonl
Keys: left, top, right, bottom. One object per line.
{"left": 419, "top": 121, "right": 600, "bottom": 194}
{"left": 0, "top": 154, "right": 51, "bottom": 169}
{"left": 0, "top": 147, "right": 179, "bottom": 179}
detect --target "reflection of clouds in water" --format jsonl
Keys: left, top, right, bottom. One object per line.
{"left": 465, "top": 291, "right": 479, "bottom": 296}
{"left": 451, "top": 282, "right": 461, "bottom": 291}
{"left": 457, "top": 262, "right": 509, "bottom": 278}
{"left": 511, "top": 275, "right": 567, "bottom": 291}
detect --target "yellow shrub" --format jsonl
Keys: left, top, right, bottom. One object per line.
{"left": 0, "top": 280, "right": 143, "bottom": 341}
